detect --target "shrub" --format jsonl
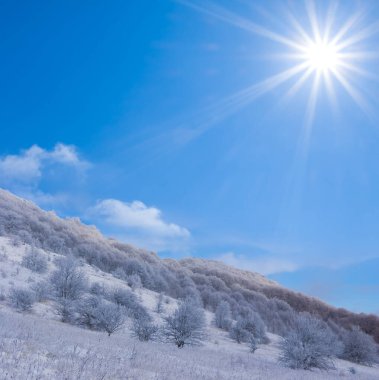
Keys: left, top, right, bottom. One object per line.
{"left": 9, "top": 287, "right": 35, "bottom": 311}
{"left": 21, "top": 247, "right": 48, "bottom": 273}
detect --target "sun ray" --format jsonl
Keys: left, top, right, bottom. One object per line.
{"left": 332, "top": 69, "right": 372, "bottom": 117}
{"left": 337, "top": 61, "right": 377, "bottom": 81}
{"left": 306, "top": 0, "right": 322, "bottom": 43}
{"left": 338, "top": 51, "right": 379, "bottom": 60}
{"left": 286, "top": 11, "right": 314, "bottom": 46}
{"left": 324, "top": 1, "right": 338, "bottom": 41}
{"left": 304, "top": 71, "right": 321, "bottom": 135}
{"left": 331, "top": 12, "right": 363, "bottom": 45}
{"left": 177, "top": 0, "right": 305, "bottom": 51}
{"left": 189, "top": 62, "right": 311, "bottom": 136}
{"left": 336, "top": 20, "right": 379, "bottom": 49}
{"left": 325, "top": 70, "right": 338, "bottom": 105}
{"left": 285, "top": 67, "right": 314, "bottom": 100}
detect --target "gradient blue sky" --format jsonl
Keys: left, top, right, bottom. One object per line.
{"left": 1, "top": 0, "right": 379, "bottom": 313}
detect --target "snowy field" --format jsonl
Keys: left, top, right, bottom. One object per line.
{"left": 0, "top": 236, "right": 378, "bottom": 379}
{"left": 1, "top": 309, "right": 379, "bottom": 380}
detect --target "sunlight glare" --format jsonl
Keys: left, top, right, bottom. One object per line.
{"left": 304, "top": 41, "right": 340, "bottom": 73}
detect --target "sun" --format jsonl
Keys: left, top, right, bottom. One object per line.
{"left": 304, "top": 41, "right": 341, "bottom": 73}
{"left": 180, "top": 0, "right": 377, "bottom": 136}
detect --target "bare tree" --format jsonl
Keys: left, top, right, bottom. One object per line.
{"left": 163, "top": 299, "right": 206, "bottom": 348}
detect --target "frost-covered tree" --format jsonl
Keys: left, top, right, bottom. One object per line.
{"left": 163, "top": 299, "right": 206, "bottom": 348}
{"left": 50, "top": 256, "right": 88, "bottom": 300}
{"left": 75, "top": 296, "right": 103, "bottom": 329}
{"left": 342, "top": 326, "right": 378, "bottom": 366}
{"left": 240, "top": 311, "right": 268, "bottom": 343}
{"left": 279, "top": 313, "right": 342, "bottom": 370}
{"left": 249, "top": 336, "right": 258, "bottom": 353}
{"left": 21, "top": 247, "right": 48, "bottom": 273}
{"left": 111, "top": 287, "right": 149, "bottom": 320}
{"left": 31, "top": 280, "right": 53, "bottom": 302}
{"left": 156, "top": 293, "right": 164, "bottom": 314}
{"left": 9, "top": 287, "right": 35, "bottom": 311}
{"left": 214, "top": 301, "right": 232, "bottom": 330}
{"left": 229, "top": 312, "right": 267, "bottom": 344}
{"left": 54, "top": 298, "right": 76, "bottom": 323}
{"left": 91, "top": 301, "right": 126, "bottom": 336}
{"left": 90, "top": 282, "right": 107, "bottom": 297}
{"left": 126, "top": 274, "right": 142, "bottom": 291}
{"left": 112, "top": 267, "right": 127, "bottom": 281}
{"left": 229, "top": 318, "right": 251, "bottom": 344}
{"left": 131, "top": 317, "right": 158, "bottom": 341}
{"left": 75, "top": 296, "right": 126, "bottom": 336}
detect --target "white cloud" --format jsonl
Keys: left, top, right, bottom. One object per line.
{"left": 215, "top": 252, "right": 298, "bottom": 275}
{"left": 0, "top": 143, "right": 88, "bottom": 206}
{"left": 89, "top": 199, "right": 190, "bottom": 252}
{"left": 48, "top": 143, "right": 85, "bottom": 166}
{"left": 0, "top": 145, "right": 44, "bottom": 184}
{"left": 0, "top": 143, "right": 87, "bottom": 184}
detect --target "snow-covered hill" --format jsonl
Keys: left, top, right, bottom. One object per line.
{"left": 0, "top": 236, "right": 378, "bottom": 379}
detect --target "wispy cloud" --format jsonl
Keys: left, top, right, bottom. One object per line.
{"left": 214, "top": 251, "right": 298, "bottom": 275}
{"left": 88, "top": 199, "right": 190, "bottom": 253}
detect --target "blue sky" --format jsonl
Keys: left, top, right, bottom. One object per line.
{"left": 1, "top": 0, "right": 379, "bottom": 313}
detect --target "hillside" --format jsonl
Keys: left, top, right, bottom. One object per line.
{"left": 0, "top": 188, "right": 378, "bottom": 379}
{"left": 1, "top": 189, "right": 377, "bottom": 341}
